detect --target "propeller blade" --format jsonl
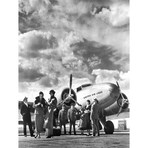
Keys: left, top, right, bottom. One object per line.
{"left": 59, "top": 74, "right": 82, "bottom": 107}
{"left": 70, "top": 74, "right": 72, "bottom": 89}
{"left": 117, "top": 93, "right": 129, "bottom": 116}
{"left": 117, "top": 107, "right": 122, "bottom": 116}
{"left": 116, "top": 81, "right": 128, "bottom": 116}
{"left": 116, "top": 81, "right": 120, "bottom": 89}
{"left": 69, "top": 74, "right": 72, "bottom": 96}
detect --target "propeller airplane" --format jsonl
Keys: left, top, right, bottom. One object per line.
{"left": 18, "top": 74, "right": 129, "bottom": 134}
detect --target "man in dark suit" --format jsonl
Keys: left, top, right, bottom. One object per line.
{"left": 67, "top": 103, "right": 77, "bottom": 135}
{"left": 58, "top": 105, "right": 68, "bottom": 134}
{"left": 90, "top": 98, "right": 101, "bottom": 136}
{"left": 20, "top": 97, "right": 34, "bottom": 137}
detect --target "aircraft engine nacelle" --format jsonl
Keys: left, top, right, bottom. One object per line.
{"left": 104, "top": 93, "right": 129, "bottom": 116}
{"left": 60, "top": 88, "right": 77, "bottom": 108}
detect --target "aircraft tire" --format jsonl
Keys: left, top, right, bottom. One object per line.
{"left": 104, "top": 120, "right": 114, "bottom": 134}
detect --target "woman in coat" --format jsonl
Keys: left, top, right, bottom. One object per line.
{"left": 45, "top": 90, "right": 57, "bottom": 138}
{"left": 84, "top": 100, "right": 91, "bottom": 135}
{"left": 78, "top": 100, "right": 91, "bottom": 135}
{"left": 34, "top": 91, "right": 47, "bottom": 138}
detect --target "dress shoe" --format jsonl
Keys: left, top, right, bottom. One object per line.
{"left": 34, "top": 135, "right": 38, "bottom": 138}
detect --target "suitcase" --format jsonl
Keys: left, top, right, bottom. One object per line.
{"left": 53, "top": 128, "right": 61, "bottom": 136}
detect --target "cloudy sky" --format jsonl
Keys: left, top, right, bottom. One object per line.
{"left": 18, "top": 0, "right": 129, "bottom": 101}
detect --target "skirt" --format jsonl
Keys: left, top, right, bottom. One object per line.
{"left": 35, "top": 114, "right": 44, "bottom": 133}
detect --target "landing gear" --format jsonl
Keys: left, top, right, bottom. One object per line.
{"left": 104, "top": 120, "right": 114, "bottom": 134}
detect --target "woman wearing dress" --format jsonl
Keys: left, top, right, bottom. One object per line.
{"left": 84, "top": 100, "right": 91, "bottom": 135}
{"left": 45, "top": 90, "right": 57, "bottom": 138}
{"left": 34, "top": 91, "right": 47, "bottom": 138}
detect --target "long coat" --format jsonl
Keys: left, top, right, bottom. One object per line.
{"left": 58, "top": 109, "right": 68, "bottom": 125}
{"left": 44, "top": 96, "right": 57, "bottom": 129}
{"left": 90, "top": 103, "right": 101, "bottom": 120}
{"left": 67, "top": 108, "right": 77, "bottom": 123}
{"left": 20, "top": 102, "right": 32, "bottom": 123}
{"left": 34, "top": 97, "right": 47, "bottom": 133}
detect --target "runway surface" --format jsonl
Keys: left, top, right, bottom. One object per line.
{"left": 19, "top": 132, "right": 129, "bottom": 148}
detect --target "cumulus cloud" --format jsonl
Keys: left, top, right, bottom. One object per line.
{"left": 19, "top": 29, "right": 129, "bottom": 89}
{"left": 92, "top": 69, "right": 129, "bottom": 90}
{"left": 39, "top": 75, "right": 59, "bottom": 87}
{"left": 72, "top": 39, "right": 129, "bottom": 72}
{"left": 18, "top": 0, "right": 129, "bottom": 97}
{"left": 19, "top": 0, "right": 129, "bottom": 58}
{"left": 19, "top": 66, "right": 45, "bottom": 82}
{"left": 19, "top": 30, "right": 58, "bottom": 59}
{"left": 94, "top": 3, "right": 129, "bottom": 27}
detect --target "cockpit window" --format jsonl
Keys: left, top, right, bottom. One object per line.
{"left": 76, "top": 84, "right": 92, "bottom": 92}
{"left": 76, "top": 87, "right": 82, "bottom": 92}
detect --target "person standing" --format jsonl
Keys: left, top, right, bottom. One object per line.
{"left": 90, "top": 98, "right": 101, "bottom": 136}
{"left": 45, "top": 90, "right": 57, "bottom": 138}
{"left": 84, "top": 100, "right": 91, "bottom": 136}
{"left": 20, "top": 97, "right": 34, "bottom": 137}
{"left": 34, "top": 91, "right": 47, "bottom": 138}
{"left": 58, "top": 105, "right": 68, "bottom": 135}
{"left": 78, "top": 107, "right": 85, "bottom": 135}
{"left": 67, "top": 103, "right": 77, "bottom": 135}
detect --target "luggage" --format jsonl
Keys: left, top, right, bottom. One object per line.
{"left": 53, "top": 127, "right": 61, "bottom": 136}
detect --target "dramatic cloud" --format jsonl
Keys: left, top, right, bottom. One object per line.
{"left": 19, "top": 30, "right": 58, "bottom": 59}
{"left": 18, "top": 0, "right": 129, "bottom": 99}
{"left": 72, "top": 39, "right": 129, "bottom": 72}
{"left": 92, "top": 69, "right": 129, "bottom": 90}
{"left": 19, "top": 66, "right": 45, "bottom": 82}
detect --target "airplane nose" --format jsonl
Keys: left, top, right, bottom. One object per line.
{"left": 117, "top": 93, "right": 129, "bottom": 109}
{"left": 60, "top": 88, "right": 77, "bottom": 107}
{"left": 95, "top": 83, "right": 120, "bottom": 109}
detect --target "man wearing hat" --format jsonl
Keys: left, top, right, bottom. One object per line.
{"left": 67, "top": 103, "right": 77, "bottom": 135}
{"left": 58, "top": 104, "right": 68, "bottom": 134}
{"left": 45, "top": 90, "right": 57, "bottom": 138}
{"left": 90, "top": 98, "right": 101, "bottom": 136}
{"left": 20, "top": 97, "right": 34, "bottom": 137}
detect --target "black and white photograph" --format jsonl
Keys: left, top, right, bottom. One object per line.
{"left": 18, "top": 0, "right": 130, "bottom": 147}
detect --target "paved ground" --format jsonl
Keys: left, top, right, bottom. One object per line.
{"left": 19, "top": 132, "right": 129, "bottom": 148}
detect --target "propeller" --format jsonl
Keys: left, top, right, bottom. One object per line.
{"left": 116, "top": 81, "right": 129, "bottom": 116}
{"left": 69, "top": 74, "right": 72, "bottom": 96}
{"left": 59, "top": 74, "right": 82, "bottom": 107}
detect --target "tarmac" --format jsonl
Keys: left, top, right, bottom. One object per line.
{"left": 19, "top": 131, "right": 129, "bottom": 148}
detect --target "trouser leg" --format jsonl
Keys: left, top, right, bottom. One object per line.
{"left": 96, "top": 119, "right": 100, "bottom": 136}
{"left": 46, "top": 129, "right": 49, "bottom": 136}
{"left": 23, "top": 121, "right": 27, "bottom": 136}
{"left": 28, "top": 122, "right": 34, "bottom": 136}
{"left": 95, "top": 119, "right": 100, "bottom": 136}
{"left": 91, "top": 120, "right": 96, "bottom": 136}
{"left": 64, "top": 124, "right": 66, "bottom": 134}
{"left": 73, "top": 122, "right": 76, "bottom": 135}
{"left": 69, "top": 123, "right": 72, "bottom": 134}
